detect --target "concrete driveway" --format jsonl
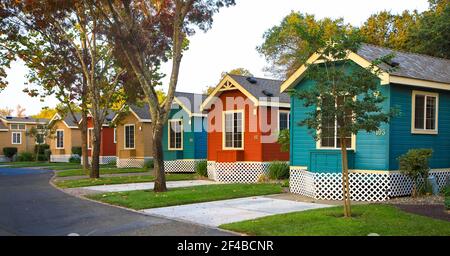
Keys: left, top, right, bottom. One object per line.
{"left": 142, "top": 196, "right": 332, "bottom": 227}
{"left": 0, "top": 167, "right": 232, "bottom": 236}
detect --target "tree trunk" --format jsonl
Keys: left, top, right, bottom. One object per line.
{"left": 153, "top": 123, "right": 167, "bottom": 192}
{"left": 35, "top": 143, "right": 40, "bottom": 162}
{"left": 90, "top": 122, "right": 101, "bottom": 179}
{"left": 340, "top": 137, "right": 352, "bottom": 218}
{"left": 80, "top": 112, "right": 90, "bottom": 174}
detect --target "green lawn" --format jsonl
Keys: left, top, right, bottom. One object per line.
{"left": 220, "top": 204, "right": 450, "bottom": 236}
{"left": 56, "top": 168, "right": 148, "bottom": 177}
{"left": 54, "top": 173, "right": 198, "bottom": 188}
{"left": 88, "top": 184, "right": 283, "bottom": 209}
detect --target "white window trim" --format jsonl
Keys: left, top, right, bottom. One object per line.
{"left": 278, "top": 110, "right": 290, "bottom": 132}
{"left": 113, "top": 128, "right": 117, "bottom": 143}
{"left": 124, "top": 124, "right": 135, "bottom": 150}
{"left": 56, "top": 129, "right": 64, "bottom": 149}
{"left": 11, "top": 132, "right": 22, "bottom": 145}
{"left": 87, "top": 128, "right": 94, "bottom": 149}
{"left": 315, "top": 98, "right": 356, "bottom": 150}
{"left": 222, "top": 109, "right": 245, "bottom": 150}
{"left": 168, "top": 119, "right": 183, "bottom": 151}
{"left": 411, "top": 90, "right": 439, "bottom": 135}
{"left": 10, "top": 124, "right": 26, "bottom": 131}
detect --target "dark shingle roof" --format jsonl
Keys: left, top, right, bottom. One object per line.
{"left": 63, "top": 113, "right": 82, "bottom": 127}
{"left": 0, "top": 116, "right": 48, "bottom": 123}
{"left": 174, "top": 92, "right": 208, "bottom": 114}
{"left": 229, "top": 74, "right": 290, "bottom": 103}
{"left": 357, "top": 44, "right": 450, "bottom": 85}
{"left": 129, "top": 104, "right": 151, "bottom": 120}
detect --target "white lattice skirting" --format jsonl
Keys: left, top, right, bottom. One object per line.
{"left": 50, "top": 154, "right": 76, "bottom": 163}
{"left": 116, "top": 157, "right": 153, "bottom": 168}
{"left": 207, "top": 161, "right": 270, "bottom": 183}
{"left": 82, "top": 156, "right": 117, "bottom": 165}
{"left": 164, "top": 159, "right": 205, "bottom": 173}
{"left": 290, "top": 168, "right": 450, "bottom": 202}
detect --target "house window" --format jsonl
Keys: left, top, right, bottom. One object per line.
{"left": 168, "top": 120, "right": 183, "bottom": 150}
{"left": 319, "top": 96, "right": 353, "bottom": 149}
{"left": 87, "top": 128, "right": 93, "bottom": 149}
{"left": 56, "top": 130, "right": 64, "bottom": 149}
{"left": 412, "top": 91, "right": 438, "bottom": 134}
{"left": 279, "top": 111, "right": 290, "bottom": 131}
{"left": 113, "top": 128, "right": 117, "bottom": 143}
{"left": 124, "top": 124, "right": 135, "bottom": 149}
{"left": 10, "top": 124, "right": 25, "bottom": 130}
{"left": 12, "top": 132, "right": 22, "bottom": 144}
{"left": 224, "top": 111, "right": 244, "bottom": 149}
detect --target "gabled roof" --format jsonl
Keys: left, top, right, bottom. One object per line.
{"left": 128, "top": 104, "right": 152, "bottom": 122}
{"left": 48, "top": 113, "right": 81, "bottom": 129}
{"left": 0, "top": 116, "right": 48, "bottom": 124}
{"left": 280, "top": 43, "right": 450, "bottom": 92}
{"left": 201, "top": 74, "right": 290, "bottom": 111}
{"left": 173, "top": 92, "right": 208, "bottom": 117}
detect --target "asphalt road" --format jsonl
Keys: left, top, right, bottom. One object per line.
{"left": 0, "top": 167, "right": 233, "bottom": 236}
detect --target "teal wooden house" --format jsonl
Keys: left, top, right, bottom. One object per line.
{"left": 162, "top": 92, "right": 208, "bottom": 173}
{"left": 281, "top": 44, "right": 450, "bottom": 201}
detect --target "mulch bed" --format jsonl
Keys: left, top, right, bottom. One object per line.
{"left": 393, "top": 204, "right": 449, "bottom": 222}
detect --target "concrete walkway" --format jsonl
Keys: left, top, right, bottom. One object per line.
{"left": 55, "top": 171, "right": 153, "bottom": 181}
{"left": 78, "top": 180, "right": 219, "bottom": 193}
{"left": 141, "top": 196, "right": 332, "bottom": 227}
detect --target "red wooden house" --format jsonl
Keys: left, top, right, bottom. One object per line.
{"left": 200, "top": 74, "right": 290, "bottom": 183}
{"left": 86, "top": 112, "right": 117, "bottom": 165}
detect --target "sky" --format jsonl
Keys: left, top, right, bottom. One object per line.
{"left": 0, "top": 0, "right": 430, "bottom": 116}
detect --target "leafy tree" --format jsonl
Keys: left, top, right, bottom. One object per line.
{"left": 398, "top": 149, "right": 433, "bottom": 197}
{"left": 257, "top": 12, "right": 355, "bottom": 78}
{"left": 277, "top": 129, "right": 290, "bottom": 153}
{"left": 221, "top": 68, "right": 253, "bottom": 78}
{"left": 407, "top": 0, "right": 450, "bottom": 58}
{"left": 360, "top": 10, "right": 419, "bottom": 51}
{"left": 33, "top": 107, "right": 57, "bottom": 120}
{"left": 290, "top": 35, "right": 397, "bottom": 217}
{"left": 26, "top": 124, "right": 55, "bottom": 162}
{"left": 15, "top": 105, "right": 26, "bottom": 117}
{"left": 0, "top": 107, "right": 13, "bottom": 117}
{"left": 98, "top": 0, "right": 235, "bottom": 192}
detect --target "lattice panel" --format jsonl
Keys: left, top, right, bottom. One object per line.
{"left": 116, "top": 158, "right": 145, "bottom": 168}
{"left": 207, "top": 161, "right": 217, "bottom": 180}
{"left": 50, "top": 155, "right": 73, "bottom": 163}
{"left": 290, "top": 169, "right": 450, "bottom": 202}
{"left": 82, "top": 156, "right": 117, "bottom": 165}
{"left": 164, "top": 159, "right": 205, "bottom": 173}
{"left": 207, "top": 161, "right": 270, "bottom": 183}
{"left": 290, "top": 169, "right": 315, "bottom": 198}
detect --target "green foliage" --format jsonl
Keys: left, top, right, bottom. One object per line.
{"left": 277, "top": 129, "right": 290, "bottom": 152}
{"left": 3, "top": 147, "right": 18, "bottom": 159}
{"left": 281, "top": 179, "right": 290, "bottom": 188}
{"left": 221, "top": 68, "right": 253, "bottom": 79}
{"left": 445, "top": 180, "right": 450, "bottom": 210}
{"left": 257, "top": 12, "right": 355, "bottom": 77}
{"left": 144, "top": 159, "right": 154, "bottom": 170}
{"left": 69, "top": 156, "right": 81, "bottom": 164}
{"left": 195, "top": 160, "right": 208, "bottom": 177}
{"left": 17, "top": 152, "right": 34, "bottom": 162}
{"left": 398, "top": 149, "right": 433, "bottom": 196}
{"left": 44, "top": 149, "right": 52, "bottom": 162}
{"left": 35, "top": 144, "right": 50, "bottom": 155}
{"left": 268, "top": 161, "right": 290, "bottom": 180}
{"left": 71, "top": 147, "right": 82, "bottom": 157}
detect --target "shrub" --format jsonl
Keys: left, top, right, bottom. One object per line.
{"left": 35, "top": 144, "right": 50, "bottom": 155}
{"left": 268, "top": 161, "right": 290, "bottom": 180}
{"left": 195, "top": 160, "right": 208, "bottom": 177}
{"left": 277, "top": 129, "right": 290, "bottom": 152}
{"left": 144, "top": 159, "right": 154, "bottom": 170}
{"left": 398, "top": 148, "right": 433, "bottom": 197}
{"left": 281, "top": 179, "right": 290, "bottom": 188}
{"left": 69, "top": 155, "right": 81, "bottom": 163}
{"left": 71, "top": 147, "right": 82, "bottom": 157}
{"left": 17, "top": 152, "right": 34, "bottom": 162}
{"left": 3, "top": 147, "right": 18, "bottom": 160}
{"left": 445, "top": 178, "right": 450, "bottom": 210}
{"left": 44, "top": 149, "right": 52, "bottom": 162}
{"left": 36, "top": 154, "right": 48, "bottom": 161}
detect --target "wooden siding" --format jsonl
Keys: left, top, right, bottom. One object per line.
{"left": 86, "top": 117, "right": 116, "bottom": 157}
{"left": 0, "top": 123, "right": 41, "bottom": 155}
{"left": 389, "top": 84, "right": 450, "bottom": 169}
{"left": 116, "top": 114, "right": 153, "bottom": 159}
{"left": 48, "top": 120, "right": 81, "bottom": 156}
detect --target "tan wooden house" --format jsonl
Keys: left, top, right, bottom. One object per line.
{"left": 112, "top": 104, "right": 153, "bottom": 168}
{"left": 47, "top": 113, "right": 82, "bottom": 162}
{"left": 0, "top": 116, "right": 48, "bottom": 162}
